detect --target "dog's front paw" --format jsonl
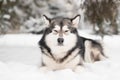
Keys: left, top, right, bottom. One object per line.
{"left": 40, "top": 66, "right": 52, "bottom": 73}
{"left": 74, "top": 66, "right": 86, "bottom": 73}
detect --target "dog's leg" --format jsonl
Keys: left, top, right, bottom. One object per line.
{"left": 84, "top": 40, "right": 94, "bottom": 62}
{"left": 73, "top": 65, "right": 85, "bottom": 73}
{"left": 98, "top": 53, "right": 107, "bottom": 61}
{"left": 40, "top": 66, "right": 53, "bottom": 73}
{"left": 91, "top": 49, "right": 107, "bottom": 61}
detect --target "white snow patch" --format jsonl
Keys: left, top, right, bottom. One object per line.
{"left": 0, "top": 34, "right": 41, "bottom": 46}
{"left": 3, "top": 14, "right": 11, "bottom": 19}
{"left": 0, "top": 33, "right": 120, "bottom": 80}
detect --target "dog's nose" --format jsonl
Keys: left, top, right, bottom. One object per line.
{"left": 57, "top": 38, "right": 64, "bottom": 44}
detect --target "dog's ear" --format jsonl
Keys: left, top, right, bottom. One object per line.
{"left": 71, "top": 15, "right": 80, "bottom": 28}
{"left": 43, "top": 15, "right": 51, "bottom": 27}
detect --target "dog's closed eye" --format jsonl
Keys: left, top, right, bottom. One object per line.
{"left": 64, "top": 30, "right": 70, "bottom": 33}
{"left": 54, "top": 30, "right": 58, "bottom": 33}
{"left": 53, "top": 30, "right": 59, "bottom": 34}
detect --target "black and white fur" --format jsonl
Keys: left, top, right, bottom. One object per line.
{"left": 39, "top": 15, "right": 106, "bottom": 71}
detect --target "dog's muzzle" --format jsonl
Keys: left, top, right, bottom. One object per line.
{"left": 57, "top": 38, "right": 64, "bottom": 45}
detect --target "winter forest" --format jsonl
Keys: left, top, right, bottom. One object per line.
{"left": 0, "top": 0, "right": 120, "bottom": 80}
{"left": 0, "top": 0, "right": 120, "bottom": 36}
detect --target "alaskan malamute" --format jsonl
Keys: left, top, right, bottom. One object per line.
{"left": 39, "top": 15, "right": 106, "bottom": 71}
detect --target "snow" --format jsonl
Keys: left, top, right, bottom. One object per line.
{"left": 3, "top": 15, "right": 11, "bottom": 20}
{"left": 0, "top": 33, "right": 120, "bottom": 80}
{"left": 21, "top": 17, "right": 44, "bottom": 33}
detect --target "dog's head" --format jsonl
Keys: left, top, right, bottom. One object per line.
{"left": 43, "top": 15, "right": 80, "bottom": 47}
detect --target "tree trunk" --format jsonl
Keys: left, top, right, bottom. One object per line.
{"left": 98, "top": 24, "right": 104, "bottom": 38}
{"left": 110, "top": 20, "right": 118, "bottom": 34}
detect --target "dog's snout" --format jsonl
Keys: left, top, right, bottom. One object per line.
{"left": 57, "top": 38, "right": 64, "bottom": 44}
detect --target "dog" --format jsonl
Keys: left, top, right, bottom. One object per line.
{"left": 39, "top": 15, "right": 106, "bottom": 71}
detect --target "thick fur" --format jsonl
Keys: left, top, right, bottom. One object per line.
{"left": 39, "top": 15, "right": 106, "bottom": 71}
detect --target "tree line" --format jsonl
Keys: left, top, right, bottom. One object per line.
{"left": 0, "top": 0, "right": 120, "bottom": 37}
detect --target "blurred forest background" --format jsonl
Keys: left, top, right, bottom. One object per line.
{"left": 0, "top": 0, "right": 120, "bottom": 37}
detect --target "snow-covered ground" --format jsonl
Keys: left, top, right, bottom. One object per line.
{"left": 0, "top": 32, "right": 120, "bottom": 80}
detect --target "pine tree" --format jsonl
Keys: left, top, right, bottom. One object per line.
{"left": 84, "top": 0, "right": 119, "bottom": 37}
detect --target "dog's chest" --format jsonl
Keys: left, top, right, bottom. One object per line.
{"left": 51, "top": 46, "right": 69, "bottom": 59}
{"left": 42, "top": 48, "right": 81, "bottom": 70}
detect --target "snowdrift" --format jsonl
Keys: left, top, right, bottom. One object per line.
{"left": 0, "top": 33, "right": 120, "bottom": 80}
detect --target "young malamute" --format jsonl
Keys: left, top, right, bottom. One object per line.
{"left": 39, "top": 15, "right": 106, "bottom": 71}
